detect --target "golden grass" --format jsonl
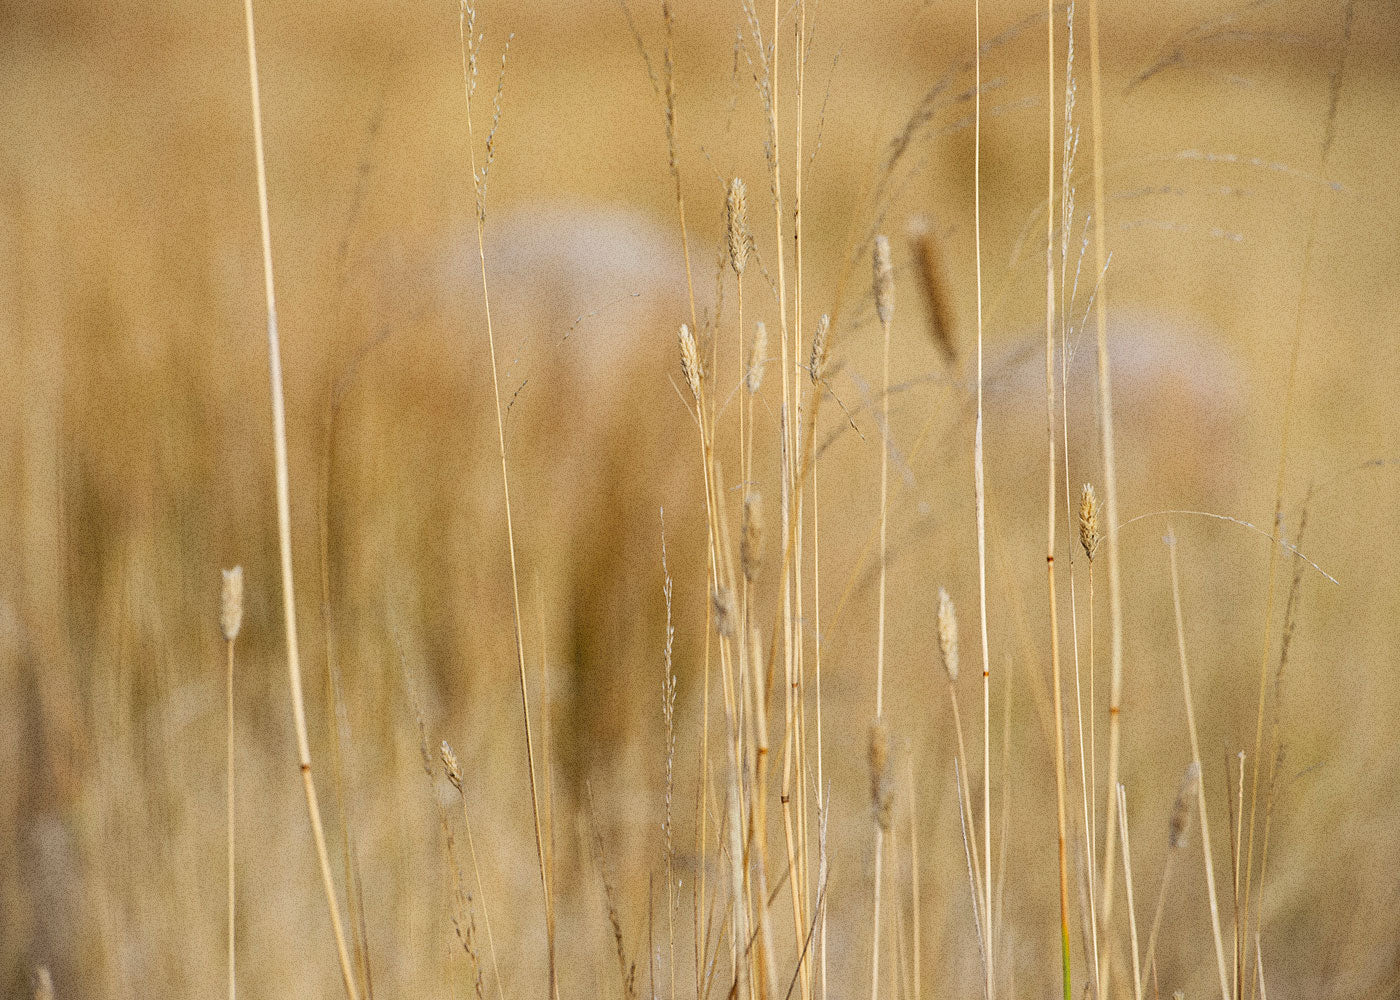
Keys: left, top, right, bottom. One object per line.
{"left": 4, "top": 2, "right": 1397, "bottom": 999}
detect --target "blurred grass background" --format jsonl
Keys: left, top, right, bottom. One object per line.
{"left": 2, "top": 0, "right": 1399, "bottom": 997}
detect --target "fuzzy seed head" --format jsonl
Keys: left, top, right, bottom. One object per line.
{"left": 746, "top": 321, "right": 767, "bottom": 395}
{"left": 741, "top": 491, "right": 764, "bottom": 583}
{"left": 440, "top": 740, "right": 463, "bottom": 791}
{"left": 809, "top": 313, "right": 830, "bottom": 384}
{"left": 873, "top": 234, "right": 895, "bottom": 326}
{"left": 868, "top": 717, "right": 893, "bottom": 832}
{"left": 220, "top": 566, "right": 244, "bottom": 642}
{"left": 1168, "top": 761, "right": 1200, "bottom": 848}
{"left": 713, "top": 586, "right": 736, "bottom": 639}
{"left": 1079, "top": 483, "right": 1102, "bottom": 562}
{"left": 726, "top": 177, "right": 750, "bottom": 276}
{"left": 679, "top": 323, "right": 702, "bottom": 401}
{"left": 937, "top": 587, "right": 959, "bottom": 683}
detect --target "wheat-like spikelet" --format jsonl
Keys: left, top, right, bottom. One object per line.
{"left": 741, "top": 491, "right": 764, "bottom": 583}
{"left": 220, "top": 566, "right": 244, "bottom": 642}
{"left": 873, "top": 235, "right": 895, "bottom": 326}
{"left": 726, "top": 177, "right": 749, "bottom": 276}
{"left": 679, "top": 323, "right": 702, "bottom": 401}
{"left": 937, "top": 587, "right": 959, "bottom": 683}
{"left": 747, "top": 320, "right": 767, "bottom": 395}
{"left": 868, "top": 717, "right": 892, "bottom": 833}
{"left": 441, "top": 740, "right": 464, "bottom": 792}
{"left": 1079, "top": 483, "right": 1102, "bottom": 561}
{"left": 809, "top": 313, "right": 830, "bottom": 384}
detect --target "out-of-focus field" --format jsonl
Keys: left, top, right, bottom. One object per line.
{"left": 3, "top": 0, "right": 1399, "bottom": 997}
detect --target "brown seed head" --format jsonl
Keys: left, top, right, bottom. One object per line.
{"left": 873, "top": 234, "right": 895, "bottom": 326}
{"left": 726, "top": 177, "right": 750, "bottom": 276}
{"left": 868, "top": 717, "right": 893, "bottom": 832}
{"left": 713, "top": 586, "right": 736, "bottom": 639}
{"left": 1168, "top": 761, "right": 1200, "bottom": 848}
{"left": 907, "top": 215, "right": 957, "bottom": 364}
{"left": 746, "top": 321, "right": 767, "bottom": 395}
{"left": 809, "top": 313, "right": 831, "bottom": 384}
{"left": 1079, "top": 483, "right": 1102, "bottom": 562}
{"left": 440, "top": 740, "right": 463, "bottom": 791}
{"left": 220, "top": 566, "right": 244, "bottom": 642}
{"left": 937, "top": 587, "right": 959, "bottom": 683}
{"left": 741, "top": 491, "right": 764, "bottom": 583}
{"left": 679, "top": 323, "right": 702, "bottom": 401}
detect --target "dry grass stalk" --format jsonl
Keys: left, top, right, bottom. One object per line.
{"left": 1084, "top": 1, "right": 1128, "bottom": 990}
{"left": 1166, "top": 532, "right": 1232, "bottom": 1000}
{"left": 441, "top": 741, "right": 505, "bottom": 1000}
{"left": 456, "top": 7, "right": 554, "bottom": 991}
{"left": 1042, "top": 8, "right": 1071, "bottom": 989}
{"left": 221, "top": 566, "right": 243, "bottom": 1000}
{"left": 938, "top": 588, "right": 984, "bottom": 963}
{"left": 1243, "top": 15, "right": 1355, "bottom": 994}
{"left": 1115, "top": 784, "right": 1143, "bottom": 1000}
{"left": 870, "top": 232, "right": 894, "bottom": 1000}
{"left": 1144, "top": 762, "right": 1199, "bottom": 981}
{"left": 971, "top": 7, "right": 994, "bottom": 993}
{"left": 238, "top": 4, "right": 359, "bottom": 995}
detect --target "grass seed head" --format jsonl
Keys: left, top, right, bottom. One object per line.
{"left": 726, "top": 177, "right": 749, "bottom": 276}
{"left": 713, "top": 586, "right": 736, "bottom": 639}
{"left": 907, "top": 215, "right": 956, "bottom": 363}
{"left": 1169, "top": 761, "right": 1200, "bottom": 848}
{"left": 741, "top": 491, "right": 763, "bottom": 583}
{"left": 220, "top": 566, "right": 244, "bottom": 642}
{"left": 937, "top": 586, "right": 959, "bottom": 683}
{"left": 868, "top": 716, "right": 893, "bottom": 832}
{"left": 874, "top": 234, "right": 895, "bottom": 326}
{"left": 747, "top": 321, "right": 767, "bottom": 395}
{"left": 1079, "top": 483, "right": 1102, "bottom": 562}
{"left": 440, "top": 740, "right": 463, "bottom": 792}
{"left": 679, "top": 323, "right": 702, "bottom": 401}
{"left": 809, "top": 313, "right": 830, "bottom": 384}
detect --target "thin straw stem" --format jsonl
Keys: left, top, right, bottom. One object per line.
{"left": 972, "top": 2, "right": 994, "bottom": 994}
{"left": 240, "top": 4, "right": 359, "bottom": 996}
{"left": 1166, "top": 532, "right": 1232, "bottom": 1000}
